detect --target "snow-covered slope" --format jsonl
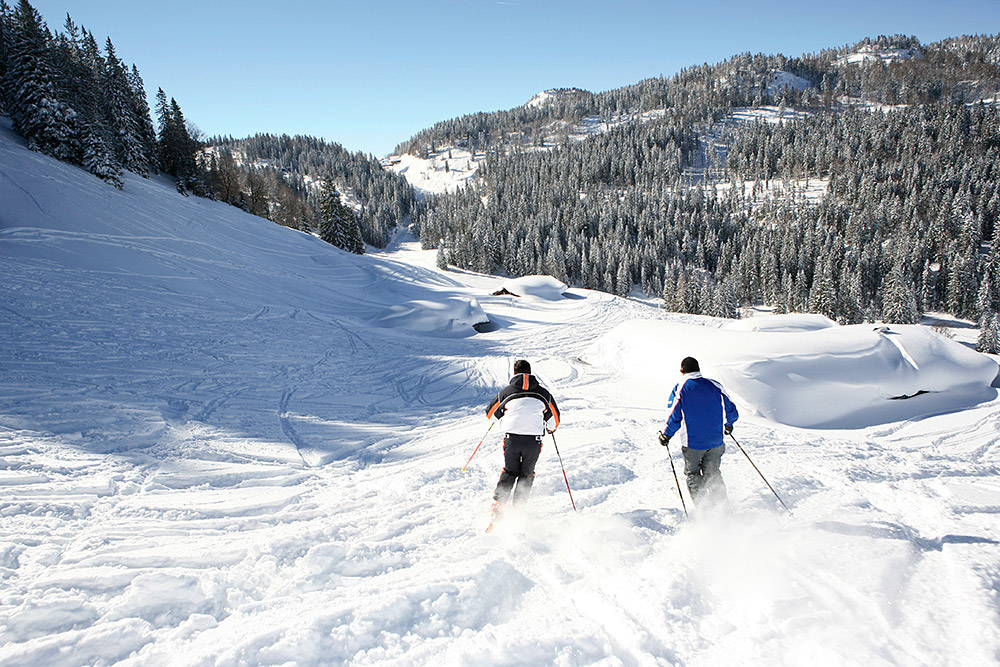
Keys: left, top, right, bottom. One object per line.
{"left": 835, "top": 46, "right": 920, "bottom": 67}
{"left": 3, "top": 119, "right": 1000, "bottom": 666}
{"left": 383, "top": 147, "right": 481, "bottom": 196}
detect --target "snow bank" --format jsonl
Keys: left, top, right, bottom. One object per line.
{"left": 587, "top": 318, "right": 998, "bottom": 428}
{"left": 495, "top": 275, "right": 568, "bottom": 300}
{"left": 723, "top": 313, "right": 837, "bottom": 332}
{"left": 371, "top": 297, "right": 488, "bottom": 336}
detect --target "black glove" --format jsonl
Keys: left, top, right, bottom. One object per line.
{"left": 658, "top": 432, "right": 670, "bottom": 446}
{"left": 724, "top": 424, "right": 733, "bottom": 435}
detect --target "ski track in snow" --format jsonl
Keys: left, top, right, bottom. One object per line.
{"left": 2, "top": 121, "right": 1000, "bottom": 666}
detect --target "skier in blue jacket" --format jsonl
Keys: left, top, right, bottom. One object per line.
{"left": 658, "top": 357, "right": 739, "bottom": 507}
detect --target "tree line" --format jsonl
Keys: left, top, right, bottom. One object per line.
{"left": 206, "top": 133, "right": 424, "bottom": 249}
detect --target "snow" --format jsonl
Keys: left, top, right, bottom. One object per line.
{"left": 371, "top": 297, "right": 489, "bottom": 336}
{"left": 767, "top": 71, "right": 812, "bottom": 96}
{"left": 495, "top": 274, "right": 568, "bottom": 300}
{"left": 589, "top": 317, "right": 997, "bottom": 428}
{"left": 3, "top": 118, "right": 1000, "bottom": 666}
{"left": 724, "top": 313, "right": 837, "bottom": 332}
{"left": 835, "top": 46, "right": 920, "bottom": 67}
{"left": 524, "top": 88, "right": 590, "bottom": 109}
{"left": 729, "top": 105, "right": 811, "bottom": 125}
{"left": 384, "top": 148, "right": 481, "bottom": 196}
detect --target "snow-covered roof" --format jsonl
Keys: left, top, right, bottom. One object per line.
{"left": 495, "top": 275, "right": 568, "bottom": 300}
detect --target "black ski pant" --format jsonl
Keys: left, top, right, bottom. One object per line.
{"left": 682, "top": 444, "right": 727, "bottom": 507}
{"left": 494, "top": 433, "right": 543, "bottom": 505}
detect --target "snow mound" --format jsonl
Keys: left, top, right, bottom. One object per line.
{"left": 371, "top": 297, "right": 488, "bottom": 336}
{"left": 495, "top": 275, "right": 568, "bottom": 300}
{"left": 588, "top": 319, "right": 998, "bottom": 429}
{"left": 723, "top": 313, "right": 837, "bottom": 333}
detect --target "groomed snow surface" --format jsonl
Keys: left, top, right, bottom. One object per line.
{"left": 3, "top": 118, "right": 1000, "bottom": 666}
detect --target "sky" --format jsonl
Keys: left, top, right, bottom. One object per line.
{"left": 25, "top": 0, "right": 1000, "bottom": 157}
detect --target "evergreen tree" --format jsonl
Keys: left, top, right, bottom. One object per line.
{"left": 319, "top": 181, "right": 364, "bottom": 254}
{"left": 976, "top": 265, "right": 995, "bottom": 320}
{"left": 977, "top": 312, "right": 999, "bottom": 354}
{"left": 808, "top": 267, "right": 838, "bottom": 320}
{"left": 102, "top": 38, "right": 147, "bottom": 174}
{"left": 6, "top": 0, "right": 79, "bottom": 161}
{"left": 81, "top": 128, "right": 122, "bottom": 188}
{"left": 128, "top": 64, "right": 157, "bottom": 172}
{"left": 155, "top": 89, "right": 199, "bottom": 190}
{"left": 711, "top": 277, "right": 739, "bottom": 319}
{"left": 881, "top": 261, "right": 920, "bottom": 324}
{"left": 0, "top": 1, "right": 12, "bottom": 113}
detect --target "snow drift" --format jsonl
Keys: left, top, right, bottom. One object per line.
{"left": 371, "top": 297, "right": 489, "bottom": 336}
{"left": 588, "top": 315, "right": 998, "bottom": 428}
{"left": 495, "top": 275, "right": 568, "bottom": 300}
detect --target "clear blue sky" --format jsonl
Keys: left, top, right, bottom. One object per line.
{"left": 27, "top": 0, "right": 1000, "bottom": 157}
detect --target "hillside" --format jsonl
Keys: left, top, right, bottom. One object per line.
{"left": 3, "top": 112, "right": 1000, "bottom": 665}
{"left": 398, "top": 34, "right": 1000, "bottom": 330}
{"left": 205, "top": 134, "right": 423, "bottom": 248}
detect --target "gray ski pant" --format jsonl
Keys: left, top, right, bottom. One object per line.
{"left": 682, "top": 444, "right": 727, "bottom": 506}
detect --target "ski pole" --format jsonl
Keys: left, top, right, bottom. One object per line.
{"left": 462, "top": 421, "right": 495, "bottom": 471}
{"left": 729, "top": 433, "right": 793, "bottom": 516}
{"left": 550, "top": 433, "right": 577, "bottom": 512}
{"left": 663, "top": 437, "right": 688, "bottom": 519}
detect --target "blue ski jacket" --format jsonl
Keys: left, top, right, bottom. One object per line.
{"left": 663, "top": 372, "right": 739, "bottom": 450}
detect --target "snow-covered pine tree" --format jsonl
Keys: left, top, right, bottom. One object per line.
{"left": 102, "top": 38, "right": 147, "bottom": 175}
{"left": 808, "top": 266, "right": 838, "bottom": 320}
{"left": 50, "top": 15, "right": 123, "bottom": 184}
{"left": 154, "top": 88, "right": 174, "bottom": 171}
{"left": 977, "top": 312, "right": 999, "bottom": 354}
{"left": 975, "top": 262, "right": 995, "bottom": 320}
{"left": 6, "top": 0, "right": 79, "bottom": 161}
{"left": 154, "top": 89, "right": 199, "bottom": 191}
{"left": 319, "top": 181, "right": 364, "bottom": 254}
{"left": 128, "top": 64, "right": 157, "bottom": 173}
{"left": 881, "top": 261, "right": 920, "bottom": 324}
{"left": 81, "top": 128, "right": 122, "bottom": 188}
{"left": 711, "top": 276, "right": 739, "bottom": 319}
{"left": 919, "top": 260, "right": 936, "bottom": 313}
{"left": 0, "top": 1, "right": 10, "bottom": 114}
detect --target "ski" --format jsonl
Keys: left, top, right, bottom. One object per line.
{"left": 485, "top": 501, "right": 503, "bottom": 533}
